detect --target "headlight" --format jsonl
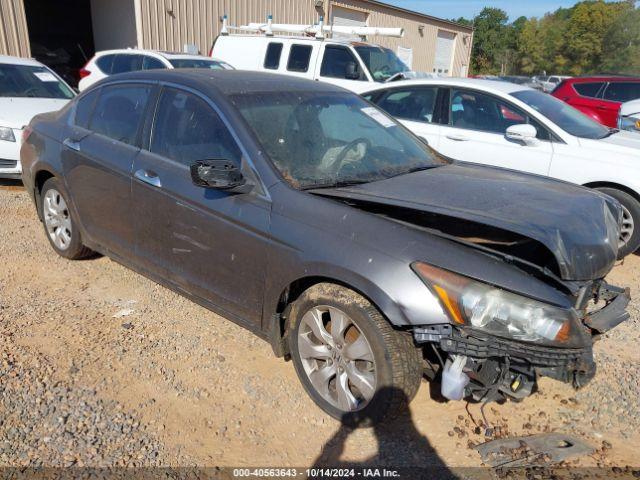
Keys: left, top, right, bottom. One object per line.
{"left": 0, "top": 126, "right": 15, "bottom": 142}
{"left": 412, "top": 262, "right": 577, "bottom": 346}
{"left": 618, "top": 116, "right": 640, "bottom": 132}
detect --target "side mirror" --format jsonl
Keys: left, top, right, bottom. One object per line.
{"left": 190, "top": 159, "right": 250, "bottom": 192}
{"left": 345, "top": 61, "right": 360, "bottom": 80}
{"left": 505, "top": 124, "right": 538, "bottom": 146}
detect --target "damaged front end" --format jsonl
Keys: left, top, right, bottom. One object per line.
{"left": 412, "top": 263, "right": 630, "bottom": 403}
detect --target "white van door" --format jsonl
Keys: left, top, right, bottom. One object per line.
{"left": 315, "top": 43, "right": 370, "bottom": 92}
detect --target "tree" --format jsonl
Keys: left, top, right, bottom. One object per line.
{"left": 601, "top": 7, "right": 640, "bottom": 73}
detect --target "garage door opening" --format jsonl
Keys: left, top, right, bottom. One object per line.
{"left": 331, "top": 6, "right": 368, "bottom": 40}
{"left": 24, "top": 0, "right": 95, "bottom": 87}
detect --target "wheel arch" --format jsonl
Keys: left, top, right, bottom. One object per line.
{"left": 583, "top": 181, "right": 640, "bottom": 203}
{"left": 33, "top": 169, "right": 57, "bottom": 220}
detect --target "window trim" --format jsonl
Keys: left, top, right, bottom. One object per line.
{"left": 445, "top": 87, "right": 559, "bottom": 142}
{"left": 263, "top": 42, "right": 284, "bottom": 70}
{"left": 286, "top": 44, "right": 313, "bottom": 73}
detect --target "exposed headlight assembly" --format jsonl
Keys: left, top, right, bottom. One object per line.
{"left": 413, "top": 262, "right": 579, "bottom": 347}
{"left": 0, "top": 126, "right": 15, "bottom": 142}
{"left": 618, "top": 116, "right": 640, "bottom": 132}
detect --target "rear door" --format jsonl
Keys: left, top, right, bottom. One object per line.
{"left": 601, "top": 81, "right": 640, "bottom": 127}
{"left": 132, "top": 86, "right": 270, "bottom": 325}
{"left": 62, "top": 83, "right": 154, "bottom": 258}
{"left": 371, "top": 86, "right": 441, "bottom": 149}
{"left": 438, "top": 88, "right": 553, "bottom": 175}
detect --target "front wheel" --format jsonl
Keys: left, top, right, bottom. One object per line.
{"left": 596, "top": 187, "right": 640, "bottom": 259}
{"left": 288, "top": 283, "right": 422, "bottom": 427}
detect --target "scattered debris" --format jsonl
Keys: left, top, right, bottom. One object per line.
{"left": 113, "top": 308, "right": 134, "bottom": 318}
{"left": 475, "top": 432, "right": 594, "bottom": 467}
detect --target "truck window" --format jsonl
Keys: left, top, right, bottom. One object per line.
{"left": 264, "top": 43, "right": 283, "bottom": 70}
{"left": 287, "top": 45, "right": 312, "bottom": 73}
{"left": 320, "top": 46, "right": 363, "bottom": 80}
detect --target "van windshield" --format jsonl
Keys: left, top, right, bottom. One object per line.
{"left": 354, "top": 46, "right": 410, "bottom": 82}
{"left": 231, "top": 91, "right": 445, "bottom": 189}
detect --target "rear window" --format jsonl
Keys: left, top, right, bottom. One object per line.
{"left": 603, "top": 82, "right": 640, "bottom": 103}
{"left": 287, "top": 45, "right": 312, "bottom": 72}
{"left": 96, "top": 55, "right": 115, "bottom": 74}
{"left": 573, "top": 82, "right": 604, "bottom": 98}
{"left": 264, "top": 43, "right": 283, "bottom": 70}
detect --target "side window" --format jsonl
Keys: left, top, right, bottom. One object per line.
{"left": 376, "top": 87, "right": 438, "bottom": 123}
{"left": 450, "top": 89, "right": 549, "bottom": 139}
{"left": 574, "top": 82, "right": 604, "bottom": 98}
{"left": 96, "top": 55, "right": 115, "bottom": 74}
{"left": 151, "top": 88, "right": 242, "bottom": 166}
{"left": 320, "top": 46, "right": 363, "bottom": 80}
{"left": 74, "top": 89, "right": 100, "bottom": 129}
{"left": 264, "top": 43, "right": 283, "bottom": 70}
{"left": 89, "top": 84, "right": 151, "bottom": 145}
{"left": 143, "top": 56, "right": 166, "bottom": 70}
{"left": 287, "top": 45, "right": 312, "bottom": 73}
{"left": 603, "top": 82, "right": 640, "bottom": 103}
{"left": 111, "top": 55, "right": 144, "bottom": 74}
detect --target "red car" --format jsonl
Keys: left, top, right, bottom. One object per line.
{"left": 551, "top": 76, "right": 640, "bottom": 128}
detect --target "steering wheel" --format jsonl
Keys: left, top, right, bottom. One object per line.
{"left": 331, "top": 137, "right": 373, "bottom": 177}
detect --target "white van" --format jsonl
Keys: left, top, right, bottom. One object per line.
{"left": 211, "top": 34, "right": 414, "bottom": 94}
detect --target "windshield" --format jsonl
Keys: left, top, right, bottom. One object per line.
{"left": 354, "top": 46, "right": 410, "bottom": 82}
{"left": 0, "top": 64, "right": 74, "bottom": 99}
{"left": 169, "top": 59, "right": 233, "bottom": 70}
{"left": 511, "top": 90, "right": 610, "bottom": 139}
{"left": 231, "top": 91, "right": 445, "bottom": 189}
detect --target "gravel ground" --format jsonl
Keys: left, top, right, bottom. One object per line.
{"left": 0, "top": 181, "right": 639, "bottom": 471}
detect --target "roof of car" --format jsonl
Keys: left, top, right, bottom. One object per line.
{"left": 93, "top": 49, "right": 213, "bottom": 61}
{"left": 0, "top": 55, "right": 46, "bottom": 67}
{"left": 564, "top": 75, "right": 640, "bottom": 83}
{"left": 363, "top": 77, "right": 531, "bottom": 95}
{"left": 102, "top": 69, "right": 346, "bottom": 95}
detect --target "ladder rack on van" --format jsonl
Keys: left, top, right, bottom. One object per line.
{"left": 220, "top": 14, "right": 404, "bottom": 39}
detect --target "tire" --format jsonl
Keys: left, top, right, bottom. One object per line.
{"left": 596, "top": 187, "right": 640, "bottom": 259}
{"left": 287, "top": 283, "right": 422, "bottom": 427}
{"left": 40, "top": 177, "right": 94, "bottom": 260}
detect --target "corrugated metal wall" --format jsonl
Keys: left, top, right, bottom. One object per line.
{"left": 0, "top": 0, "right": 30, "bottom": 57}
{"left": 137, "top": 0, "right": 472, "bottom": 76}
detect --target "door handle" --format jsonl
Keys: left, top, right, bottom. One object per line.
{"left": 445, "top": 134, "right": 469, "bottom": 142}
{"left": 63, "top": 138, "right": 81, "bottom": 152}
{"left": 134, "top": 169, "right": 162, "bottom": 188}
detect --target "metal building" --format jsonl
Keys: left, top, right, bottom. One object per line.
{"left": 0, "top": 0, "right": 473, "bottom": 84}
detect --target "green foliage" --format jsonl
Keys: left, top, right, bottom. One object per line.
{"left": 459, "top": 0, "right": 640, "bottom": 76}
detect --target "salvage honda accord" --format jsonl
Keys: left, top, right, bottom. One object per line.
{"left": 21, "top": 70, "right": 630, "bottom": 425}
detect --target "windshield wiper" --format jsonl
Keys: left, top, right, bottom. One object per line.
{"left": 300, "top": 179, "right": 372, "bottom": 191}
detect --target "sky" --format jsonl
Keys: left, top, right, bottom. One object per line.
{"left": 383, "top": 0, "right": 622, "bottom": 21}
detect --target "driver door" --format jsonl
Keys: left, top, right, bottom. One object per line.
{"left": 316, "top": 44, "right": 369, "bottom": 91}
{"left": 132, "top": 86, "right": 270, "bottom": 325}
{"left": 438, "top": 88, "right": 553, "bottom": 176}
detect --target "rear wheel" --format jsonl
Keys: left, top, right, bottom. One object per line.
{"left": 596, "top": 187, "right": 640, "bottom": 259}
{"left": 288, "top": 283, "right": 422, "bottom": 427}
{"left": 40, "top": 177, "right": 94, "bottom": 260}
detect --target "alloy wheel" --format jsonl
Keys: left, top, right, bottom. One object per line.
{"left": 297, "top": 305, "right": 377, "bottom": 412}
{"left": 619, "top": 204, "right": 635, "bottom": 249}
{"left": 43, "top": 188, "right": 72, "bottom": 251}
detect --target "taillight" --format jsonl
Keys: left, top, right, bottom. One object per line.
{"left": 22, "top": 126, "right": 33, "bottom": 143}
{"left": 79, "top": 68, "right": 90, "bottom": 79}
{"left": 208, "top": 46, "right": 213, "bottom": 57}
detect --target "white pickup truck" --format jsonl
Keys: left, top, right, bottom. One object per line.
{"left": 210, "top": 21, "right": 425, "bottom": 93}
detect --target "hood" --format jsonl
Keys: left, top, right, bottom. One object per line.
{"left": 314, "top": 163, "right": 621, "bottom": 281}
{"left": 620, "top": 99, "right": 640, "bottom": 117}
{"left": 0, "top": 98, "right": 70, "bottom": 129}
{"left": 586, "top": 130, "right": 640, "bottom": 152}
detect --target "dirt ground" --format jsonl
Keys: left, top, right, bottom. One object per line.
{"left": 1, "top": 180, "right": 639, "bottom": 472}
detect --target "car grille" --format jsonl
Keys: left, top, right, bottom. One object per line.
{"left": 0, "top": 158, "right": 17, "bottom": 168}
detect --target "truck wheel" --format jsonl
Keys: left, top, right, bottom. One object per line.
{"left": 288, "top": 283, "right": 422, "bottom": 427}
{"left": 40, "top": 177, "right": 94, "bottom": 260}
{"left": 596, "top": 187, "right": 640, "bottom": 259}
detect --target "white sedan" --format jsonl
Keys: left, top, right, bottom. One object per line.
{"left": 363, "top": 78, "right": 640, "bottom": 257}
{"left": 0, "top": 55, "right": 75, "bottom": 178}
